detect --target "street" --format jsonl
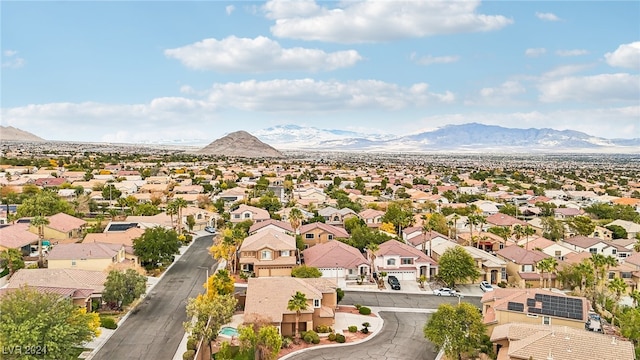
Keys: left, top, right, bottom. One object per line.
{"left": 341, "top": 291, "right": 482, "bottom": 309}
{"left": 91, "top": 235, "right": 216, "bottom": 360}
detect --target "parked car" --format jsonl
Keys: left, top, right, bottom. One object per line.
{"left": 433, "top": 287, "right": 457, "bottom": 296}
{"left": 387, "top": 275, "right": 401, "bottom": 290}
{"left": 204, "top": 226, "right": 217, "bottom": 234}
{"left": 480, "top": 281, "right": 494, "bottom": 292}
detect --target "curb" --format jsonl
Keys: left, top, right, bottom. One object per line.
{"left": 279, "top": 309, "right": 385, "bottom": 360}
{"left": 85, "top": 234, "right": 209, "bottom": 360}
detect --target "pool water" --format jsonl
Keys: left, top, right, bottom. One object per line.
{"left": 219, "top": 326, "right": 239, "bottom": 337}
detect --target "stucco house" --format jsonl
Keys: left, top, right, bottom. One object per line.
{"left": 239, "top": 229, "right": 297, "bottom": 277}
{"left": 370, "top": 239, "right": 438, "bottom": 281}
{"left": 299, "top": 222, "right": 349, "bottom": 248}
{"left": 302, "top": 241, "right": 369, "bottom": 283}
{"left": 46, "top": 242, "right": 132, "bottom": 271}
{"left": 230, "top": 204, "right": 270, "bottom": 224}
{"left": 496, "top": 245, "right": 551, "bottom": 288}
{"left": 30, "top": 212, "right": 86, "bottom": 241}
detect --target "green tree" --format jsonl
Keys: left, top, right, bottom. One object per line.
{"left": 424, "top": 302, "right": 486, "bottom": 360}
{"left": 171, "top": 198, "right": 188, "bottom": 235}
{"left": 608, "top": 277, "right": 628, "bottom": 325}
{"left": 186, "top": 214, "right": 196, "bottom": 232}
{"left": 0, "top": 287, "right": 101, "bottom": 359}
{"left": 102, "top": 184, "right": 122, "bottom": 202}
{"left": 133, "top": 227, "right": 181, "bottom": 270}
{"left": 102, "top": 269, "right": 147, "bottom": 310}
{"left": 0, "top": 248, "right": 25, "bottom": 277}
{"left": 183, "top": 293, "right": 237, "bottom": 356}
{"left": 288, "top": 207, "right": 304, "bottom": 235}
{"left": 566, "top": 215, "right": 596, "bottom": 236}
{"left": 287, "top": 291, "right": 308, "bottom": 339}
{"left": 382, "top": 201, "right": 414, "bottom": 235}
{"left": 30, "top": 215, "right": 50, "bottom": 267}
{"left": 536, "top": 257, "right": 558, "bottom": 289}
{"left": 618, "top": 307, "right": 640, "bottom": 357}
{"left": 291, "top": 265, "right": 322, "bottom": 278}
{"left": 630, "top": 290, "right": 640, "bottom": 308}
{"left": 437, "top": 246, "right": 480, "bottom": 288}
{"left": 606, "top": 224, "right": 628, "bottom": 239}
{"left": 541, "top": 216, "right": 565, "bottom": 241}
{"left": 16, "top": 190, "right": 73, "bottom": 217}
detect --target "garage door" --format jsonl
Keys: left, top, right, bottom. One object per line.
{"left": 385, "top": 271, "right": 416, "bottom": 281}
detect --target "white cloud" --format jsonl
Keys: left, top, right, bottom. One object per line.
{"left": 464, "top": 81, "right": 527, "bottom": 106}
{"left": 265, "top": 0, "right": 513, "bottom": 43}
{"left": 206, "top": 79, "right": 455, "bottom": 111}
{"left": 541, "top": 64, "right": 593, "bottom": 78}
{"left": 605, "top": 41, "right": 640, "bottom": 70}
{"left": 535, "top": 12, "right": 561, "bottom": 22}
{"left": 2, "top": 49, "right": 25, "bottom": 68}
{"left": 411, "top": 53, "right": 460, "bottom": 66}
{"left": 556, "top": 49, "right": 588, "bottom": 57}
{"left": 164, "top": 36, "right": 362, "bottom": 72}
{"left": 225, "top": 5, "right": 235, "bottom": 15}
{"left": 525, "top": 48, "right": 546, "bottom": 57}
{"left": 538, "top": 73, "right": 640, "bottom": 103}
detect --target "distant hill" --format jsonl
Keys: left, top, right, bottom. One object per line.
{"left": 197, "top": 130, "right": 283, "bottom": 158}
{"left": 0, "top": 126, "right": 45, "bottom": 142}
{"left": 255, "top": 123, "right": 640, "bottom": 153}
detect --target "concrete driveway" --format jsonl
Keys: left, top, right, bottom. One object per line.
{"left": 90, "top": 235, "right": 216, "bottom": 360}
{"left": 285, "top": 312, "right": 436, "bottom": 360}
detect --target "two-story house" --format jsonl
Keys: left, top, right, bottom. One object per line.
{"left": 431, "top": 242, "right": 507, "bottom": 285}
{"left": 317, "top": 206, "right": 357, "bottom": 227}
{"left": 239, "top": 229, "right": 297, "bottom": 277}
{"left": 302, "top": 241, "right": 369, "bottom": 284}
{"left": 370, "top": 239, "right": 437, "bottom": 281}
{"left": 358, "top": 208, "right": 385, "bottom": 228}
{"left": 248, "top": 219, "right": 294, "bottom": 236}
{"left": 244, "top": 277, "right": 337, "bottom": 336}
{"left": 496, "top": 245, "right": 550, "bottom": 288}
{"left": 46, "top": 242, "right": 130, "bottom": 271}
{"left": 298, "top": 222, "right": 349, "bottom": 248}
{"left": 230, "top": 204, "right": 270, "bottom": 224}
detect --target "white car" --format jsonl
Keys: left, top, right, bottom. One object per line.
{"left": 433, "top": 288, "right": 457, "bottom": 296}
{"left": 480, "top": 281, "right": 494, "bottom": 292}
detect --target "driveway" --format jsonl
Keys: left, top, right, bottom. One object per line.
{"left": 286, "top": 312, "right": 436, "bottom": 360}
{"left": 90, "top": 235, "right": 216, "bottom": 360}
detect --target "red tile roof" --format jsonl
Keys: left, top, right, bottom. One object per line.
{"left": 496, "top": 245, "right": 548, "bottom": 264}
{"left": 303, "top": 241, "right": 368, "bottom": 269}
{"left": 47, "top": 213, "right": 86, "bottom": 232}
{"left": 0, "top": 223, "right": 39, "bottom": 249}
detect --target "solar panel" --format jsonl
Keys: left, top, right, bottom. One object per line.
{"left": 529, "top": 307, "right": 542, "bottom": 314}
{"left": 107, "top": 223, "right": 138, "bottom": 232}
{"left": 527, "top": 298, "right": 536, "bottom": 307}
{"left": 17, "top": 219, "right": 31, "bottom": 223}
{"left": 507, "top": 302, "right": 525, "bottom": 312}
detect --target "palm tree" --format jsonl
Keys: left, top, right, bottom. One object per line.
{"left": 367, "top": 243, "right": 379, "bottom": 280}
{"left": 575, "top": 261, "right": 594, "bottom": 293}
{"left": 287, "top": 291, "right": 308, "bottom": 339}
{"left": 608, "top": 277, "right": 627, "bottom": 325}
{"left": 288, "top": 208, "right": 303, "bottom": 235}
{"left": 465, "top": 214, "right": 478, "bottom": 247}
{"left": 536, "top": 257, "right": 558, "bottom": 289}
{"left": 166, "top": 201, "right": 178, "bottom": 231}
{"left": 173, "top": 198, "right": 188, "bottom": 235}
{"left": 421, "top": 215, "right": 432, "bottom": 255}
{"left": 523, "top": 225, "right": 536, "bottom": 250}
{"left": 634, "top": 238, "right": 640, "bottom": 253}
{"left": 512, "top": 224, "right": 525, "bottom": 244}
{"left": 629, "top": 289, "right": 640, "bottom": 308}
{"left": 451, "top": 213, "right": 460, "bottom": 239}
{"left": 31, "top": 215, "right": 50, "bottom": 267}
{"left": 0, "top": 248, "right": 25, "bottom": 277}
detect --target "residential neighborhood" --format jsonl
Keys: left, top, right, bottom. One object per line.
{"left": 1, "top": 146, "right": 639, "bottom": 360}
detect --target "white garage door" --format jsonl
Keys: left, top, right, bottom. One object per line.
{"left": 385, "top": 271, "right": 416, "bottom": 281}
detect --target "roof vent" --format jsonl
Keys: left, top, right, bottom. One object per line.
{"left": 547, "top": 352, "right": 553, "bottom": 360}
{"left": 612, "top": 337, "right": 617, "bottom": 345}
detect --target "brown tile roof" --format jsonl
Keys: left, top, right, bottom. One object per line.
{"left": 230, "top": 204, "right": 270, "bottom": 221}
{"left": 358, "top": 208, "right": 385, "bottom": 219}
{"left": 496, "top": 245, "right": 548, "bottom": 265}
{"left": 486, "top": 213, "right": 526, "bottom": 227}
{"left": 299, "top": 222, "right": 349, "bottom": 238}
{"left": 249, "top": 219, "right": 294, "bottom": 234}
{"left": 376, "top": 239, "right": 437, "bottom": 265}
{"left": 240, "top": 229, "right": 296, "bottom": 252}
{"left": 562, "top": 235, "right": 603, "bottom": 249}
{"left": 7, "top": 268, "right": 107, "bottom": 293}
{"left": 0, "top": 223, "right": 39, "bottom": 249}
{"left": 47, "top": 242, "right": 122, "bottom": 260}
{"left": 303, "top": 241, "right": 368, "bottom": 269}
{"left": 405, "top": 230, "right": 450, "bottom": 247}
{"left": 244, "top": 277, "right": 335, "bottom": 324}
{"left": 482, "top": 288, "right": 588, "bottom": 322}
{"left": 82, "top": 227, "right": 143, "bottom": 249}
{"left": 491, "top": 322, "right": 634, "bottom": 360}
{"left": 47, "top": 212, "right": 86, "bottom": 232}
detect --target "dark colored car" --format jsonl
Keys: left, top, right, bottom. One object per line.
{"left": 387, "top": 275, "right": 401, "bottom": 290}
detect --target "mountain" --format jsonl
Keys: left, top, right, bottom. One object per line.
{"left": 254, "top": 124, "right": 395, "bottom": 150}
{"left": 0, "top": 126, "right": 45, "bottom": 142}
{"left": 197, "top": 130, "right": 283, "bottom": 158}
{"left": 254, "top": 123, "right": 640, "bottom": 153}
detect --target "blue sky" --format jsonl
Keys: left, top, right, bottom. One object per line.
{"left": 2, "top": 0, "right": 639, "bottom": 143}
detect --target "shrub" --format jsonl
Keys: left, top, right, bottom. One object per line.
{"left": 348, "top": 325, "right": 358, "bottom": 333}
{"left": 354, "top": 304, "right": 362, "bottom": 310}
{"left": 303, "top": 330, "right": 320, "bottom": 344}
{"left": 328, "top": 333, "right": 336, "bottom": 341}
{"left": 281, "top": 336, "right": 293, "bottom": 349}
{"left": 315, "top": 324, "right": 333, "bottom": 333}
{"left": 336, "top": 288, "right": 344, "bottom": 303}
{"left": 100, "top": 316, "right": 118, "bottom": 330}
{"left": 335, "top": 333, "right": 346, "bottom": 343}
{"left": 358, "top": 306, "right": 371, "bottom": 315}
{"left": 182, "top": 350, "right": 195, "bottom": 360}
{"left": 186, "top": 336, "right": 197, "bottom": 351}
{"left": 497, "top": 281, "right": 508, "bottom": 288}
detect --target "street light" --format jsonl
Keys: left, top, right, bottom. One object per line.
{"left": 198, "top": 266, "right": 210, "bottom": 295}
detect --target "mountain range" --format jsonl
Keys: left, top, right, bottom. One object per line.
{"left": 255, "top": 123, "right": 640, "bottom": 153}
{"left": 197, "top": 130, "right": 283, "bottom": 158}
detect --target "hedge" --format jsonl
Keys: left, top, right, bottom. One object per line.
{"left": 358, "top": 306, "right": 371, "bottom": 315}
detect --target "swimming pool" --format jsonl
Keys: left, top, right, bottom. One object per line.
{"left": 219, "top": 326, "right": 239, "bottom": 337}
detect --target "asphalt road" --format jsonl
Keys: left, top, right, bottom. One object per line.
{"left": 92, "top": 235, "right": 216, "bottom": 360}
{"left": 286, "top": 312, "right": 436, "bottom": 360}
{"left": 341, "top": 291, "right": 482, "bottom": 309}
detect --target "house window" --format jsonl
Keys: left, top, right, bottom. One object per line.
{"left": 305, "top": 234, "right": 314, "bottom": 239}
{"left": 555, "top": 251, "right": 561, "bottom": 257}
{"left": 387, "top": 259, "right": 396, "bottom": 266}
{"left": 543, "top": 316, "right": 551, "bottom": 325}
{"left": 523, "top": 264, "right": 533, "bottom": 272}
{"left": 71, "top": 260, "right": 76, "bottom": 266}
{"left": 333, "top": 216, "right": 340, "bottom": 222}
{"left": 313, "top": 299, "right": 320, "bottom": 308}
{"left": 612, "top": 249, "right": 617, "bottom": 255}
{"left": 401, "top": 258, "right": 413, "bottom": 265}
{"left": 622, "top": 272, "right": 632, "bottom": 279}
{"left": 244, "top": 213, "right": 251, "bottom": 219}
{"left": 501, "top": 268, "right": 507, "bottom": 280}
{"left": 608, "top": 272, "right": 615, "bottom": 280}
{"left": 589, "top": 248, "right": 597, "bottom": 254}
{"left": 328, "top": 234, "right": 334, "bottom": 240}
{"left": 499, "top": 243, "right": 504, "bottom": 249}
{"left": 261, "top": 250, "right": 272, "bottom": 260}
{"left": 619, "top": 253, "right": 628, "bottom": 258}
{"left": 233, "top": 214, "right": 240, "bottom": 219}
{"left": 281, "top": 250, "right": 290, "bottom": 257}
